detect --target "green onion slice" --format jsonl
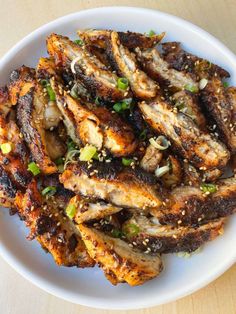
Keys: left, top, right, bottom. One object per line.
{"left": 0, "top": 142, "right": 12, "bottom": 154}
{"left": 111, "top": 229, "right": 124, "bottom": 238}
{"left": 67, "top": 139, "right": 77, "bottom": 151}
{"left": 117, "top": 77, "right": 129, "bottom": 90}
{"left": 41, "top": 186, "right": 57, "bottom": 196}
{"left": 122, "top": 158, "right": 133, "bottom": 166}
{"left": 66, "top": 204, "right": 76, "bottom": 219}
{"left": 79, "top": 145, "right": 97, "bottom": 161}
{"left": 223, "top": 81, "right": 229, "bottom": 88}
{"left": 139, "top": 129, "right": 147, "bottom": 141}
{"left": 155, "top": 164, "right": 170, "bottom": 178}
{"left": 113, "top": 99, "right": 133, "bottom": 113}
{"left": 55, "top": 157, "right": 64, "bottom": 166}
{"left": 184, "top": 84, "right": 199, "bottom": 93}
{"left": 123, "top": 223, "right": 140, "bottom": 237}
{"left": 40, "top": 79, "right": 49, "bottom": 87}
{"left": 27, "top": 162, "right": 41, "bottom": 176}
{"left": 46, "top": 85, "right": 56, "bottom": 101}
{"left": 74, "top": 39, "right": 83, "bottom": 46}
{"left": 95, "top": 96, "right": 101, "bottom": 105}
{"left": 200, "top": 183, "right": 217, "bottom": 193}
{"left": 149, "top": 136, "right": 170, "bottom": 150}
{"left": 70, "top": 84, "right": 79, "bottom": 99}
{"left": 148, "top": 30, "right": 156, "bottom": 37}
{"left": 113, "top": 102, "right": 123, "bottom": 113}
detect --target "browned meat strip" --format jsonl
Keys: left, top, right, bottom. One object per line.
{"left": 15, "top": 179, "right": 94, "bottom": 267}
{"left": 69, "top": 194, "right": 122, "bottom": 223}
{"left": 122, "top": 215, "right": 224, "bottom": 253}
{"left": 0, "top": 114, "right": 31, "bottom": 190}
{"left": 135, "top": 47, "right": 198, "bottom": 92}
{"left": 47, "top": 33, "right": 128, "bottom": 101}
{"left": 0, "top": 166, "right": 17, "bottom": 208}
{"left": 154, "top": 177, "right": 236, "bottom": 226}
{"left": 78, "top": 29, "right": 165, "bottom": 49}
{"left": 51, "top": 79, "right": 137, "bottom": 156}
{"left": 60, "top": 161, "right": 163, "bottom": 210}
{"left": 105, "top": 32, "right": 158, "bottom": 99}
{"left": 0, "top": 86, "right": 13, "bottom": 117}
{"left": 140, "top": 143, "right": 163, "bottom": 172}
{"left": 162, "top": 42, "right": 230, "bottom": 80}
{"left": 78, "top": 223, "right": 163, "bottom": 286}
{"left": 8, "top": 66, "right": 35, "bottom": 105}
{"left": 139, "top": 97, "right": 230, "bottom": 170}
{"left": 172, "top": 90, "right": 207, "bottom": 129}
{"left": 201, "top": 78, "right": 236, "bottom": 153}
{"left": 160, "top": 155, "right": 182, "bottom": 188}
{"left": 17, "top": 83, "right": 57, "bottom": 174}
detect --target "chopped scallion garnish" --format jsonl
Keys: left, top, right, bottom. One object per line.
{"left": 111, "top": 229, "right": 124, "bottom": 238}
{"left": 149, "top": 136, "right": 170, "bottom": 150}
{"left": 139, "top": 129, "right": 147, "bottom": 141}
{"left": 66, "top": 204, "right": 76, "bottom": 219}
{"left": 74, "top": 39, "right": 84, "bottom": 46}
{"left": 123, "top": 223, "right": 140, "bottom": 237}
{"left": 70, "top": 84, "right": 79, "bottom": 99}
{"left": 55, "top": 157, "right": 64, "bottom": 166}
{"left": 117, "top": 77, "right": 129, "bottom": 90}
{"left": 148, "top": 30, "right": 156, "bottom": 37}
{"left": 184, "top": 84, "right": 198, "bottom": 93}
{"left": 223, "top": 81, "right": 229, "bottom": 88}
{"left": 41, "top": 186, "right": 57, "bottom": 196}
{"left": 155, "top": 164, "right": 170, "bottom": 177}
{"left": 200, "top": 183, "right": 217, "bottom": 193}
{"left": 0, "top": 142, "right": 12, "bottom": 154}
{"left": 27, "top": 162, "right": 40, "bottom": 176}
{"left": 95, "top": 96, "right": 101, "bottom": 105}
{"left": 113, "top": 99, "right": 132, "bottom": 113}
{"left": 79, "top": 145, "right": 97, "bottom": 161}
{"left": 46, "top": 85, "right": 56, "bottom": 101}
{"left": 67, "top": 139, "right": 77, "bottom": 152}
{"left": 122, "top": 158, "right": 134, "bottom": 166}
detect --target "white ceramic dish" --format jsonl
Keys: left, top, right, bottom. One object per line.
{"left": 0, "top": 6, "right": 235, "bottom": 310}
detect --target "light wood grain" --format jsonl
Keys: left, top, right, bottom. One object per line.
{"left": 0, "top": 1, "right": 235, "bottom": 313}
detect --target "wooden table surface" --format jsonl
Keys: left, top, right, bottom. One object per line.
{"left": 0, "top": 1, "right": 235, "bottom": 313}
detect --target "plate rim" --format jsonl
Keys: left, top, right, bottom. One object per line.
{"left": 0, "top": 6, "right": 236, "bottom": 310}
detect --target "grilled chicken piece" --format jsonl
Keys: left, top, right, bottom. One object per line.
{"left": 160, "top": 155, "right": 182, "bottom": 188}
{"left": 0, "top": 86, "right": 13, "bottom": 117}
{"left": 122, "top": 215, "right": 225, "bottom": 253}
{"left": 154, "top": 177, "right": 236, "bottom": 226}
{"left": 172, "top": 91, "right": 207, "bottom": 129}
{"left": 162, "top": 42, "right": 230, "bottom": 80}
{"left": 45, "top": 130, "right": 66, "bottom": 161}
{"left": 69, "top": 195, "right": 122, "bottom": 223}
{"left": 17, "top": 83, "right": 57, "bottom": 174}
{"left": 139, "top": 97, "right": 230, "bottom": 170}
{"left": 81, "top": 30, "right": 159, "bottom": 99}
{"left": 106, "top": 32, "right": 158, "bottom": 99}
{"left": 78, "top": 224, "right": 163, "bottom": 286}
{"left": 201, "top": 79, "right": 236, "bottom": 153}
{"left": 47, "top": 33, "right": 128, "bottom": 101}
{"left": 140, "top": 143, "right": 163, "bottom": 172}
{"left": 15, "top": 179, "right": 94, "bottom": 267}
{"left": 9, "top": 66, "right": 35, "bottom": 105}
{"left": 78, "top": 29, "right": 165, "bottom": 50}
{"left": 60, "top": 161, "right": 163, "bottom": 210}
{"left": 135, "top": 47, "right": 198, "bottom": 92}
{"left": 0, "top": 114, "right": 31, "bottom": 190}
{"left": 0, "top": 166, "right": 17, "bottom": 208}
{"left": 52, "top": 80, "right": 137, "bottom": 155}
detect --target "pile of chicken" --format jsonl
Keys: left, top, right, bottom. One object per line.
{"left": 0, "top": 29, "right": 236, "bottom": 286}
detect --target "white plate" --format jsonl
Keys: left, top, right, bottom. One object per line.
{"left": 0, "top": 6, "right": 236, "bottom": 310}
